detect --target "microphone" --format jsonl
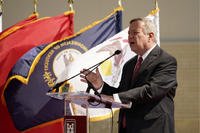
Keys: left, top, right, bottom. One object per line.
{"left": 50, "top": 50, "right": 122, "bottom": 92}
{"left": 114, "top": 50, "right": 121, "bottom": 55}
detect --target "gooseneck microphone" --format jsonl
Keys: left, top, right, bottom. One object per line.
{"left": 50, "top": 50, "right": 122, "bottom": 93}
{"left": 114, "top": 50, "right": 121, "bottom": 55}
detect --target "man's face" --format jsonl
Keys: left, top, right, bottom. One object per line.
{"left": 128, "top": 21, "right": 149, "bottom": 55}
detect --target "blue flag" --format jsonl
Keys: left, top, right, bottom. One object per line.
{"left": 3, "top": 7, "right": 122, "bottom": 131}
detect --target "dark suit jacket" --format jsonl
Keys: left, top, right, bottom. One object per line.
{"left": 101, "top": 45, "right": 177, "bottom": 133}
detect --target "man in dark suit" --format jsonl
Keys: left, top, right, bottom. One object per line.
{"left": 80, "top": 18, "right": 177, "bottom": 133}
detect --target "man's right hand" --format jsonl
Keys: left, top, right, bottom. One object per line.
{"left": 80, "top": 68, "right": 104, "bottom": 90}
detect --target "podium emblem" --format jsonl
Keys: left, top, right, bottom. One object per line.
{"left": 65, "top": 119, "right": 76, "bottom": 133}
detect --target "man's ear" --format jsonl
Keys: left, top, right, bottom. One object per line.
{"left": 148, "top": 32, "right": 154, "bottom": 38}
{"left": 148, "top": 32, "right": 155, "bottom": 42}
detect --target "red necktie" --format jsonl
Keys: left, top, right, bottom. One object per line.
{"left": 122, "top": 57, "right": 143, "bottom": 128}
{"left": 132, "top": 56, "right": 143, "bottom": 80}
{"left": 122, "top": 112, "right": 126, "bottom": 128}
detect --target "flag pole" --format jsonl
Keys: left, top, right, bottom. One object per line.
{"left": 154, "top": 0, "right": 160, "bottom": 45}
{"left": 0, "top": 0, "right": 3, "bottom": 12}
{"left": 33, "top": 0, "right": 38, "bottom": 14}
{"left": 0, "top": 0, "right": 3, "bottom": 32}
{"left": 154, "top": 0, "right": 158, "bottom": 9}
{"left": 67, "top": 0, "right": 74, "bottom": 11}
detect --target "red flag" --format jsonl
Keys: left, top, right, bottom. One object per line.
{"left": 23, "top": 119, "right": 64, "bottom": 133}
{"left": 0, "top": 13, "right": 38, "bottom": 36}
{"left": 0, "top": 11, "right": 74, "bottom": 133}
{"left": 0, "top": 13, "right": 39, "bottom": 133}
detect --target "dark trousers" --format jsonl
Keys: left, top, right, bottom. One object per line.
{"left": 119, "top": 127, "right": 127, "bottom": 133}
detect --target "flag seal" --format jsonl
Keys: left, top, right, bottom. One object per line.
{"left": 43, "top": 40, "right": 88, "bottom": 87}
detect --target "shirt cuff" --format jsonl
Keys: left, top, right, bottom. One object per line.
{"left": 97, "top": 82, "right": 104, "bottom": 93}
{"left": 113, "top": 93, "right": 121, "bottom": 103}
{"left": 113, "top": 93, "right": 132, "bottom": 108}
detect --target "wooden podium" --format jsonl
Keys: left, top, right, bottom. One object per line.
{"left": 46, "top": 91, "right": 131, "bottom": 133}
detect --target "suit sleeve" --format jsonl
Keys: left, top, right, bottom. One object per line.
{"left": 118, "top": 55, "right": 177, "bottom": 104}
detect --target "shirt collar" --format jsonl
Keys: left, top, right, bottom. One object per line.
{"left": 140, "top": 44, "right": 157, "bottom": 61}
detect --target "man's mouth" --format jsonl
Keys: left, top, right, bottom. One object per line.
{"left": 129, "top": 41, "right": 135, "bottom": 45}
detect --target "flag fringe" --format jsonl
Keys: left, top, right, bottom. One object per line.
{"left": 22, "top": 118, "right": 64, "bottom": 133}
{"left": 0, "top": 13, "right": 38, "bottom": 40}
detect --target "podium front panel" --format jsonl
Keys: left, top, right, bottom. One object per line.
{"left": 64, "top": 116, "right": 87, "bottom": 133}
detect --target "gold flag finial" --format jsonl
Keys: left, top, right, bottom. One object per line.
{"left": 155, "top": 0, "right": 158, "bottom": 9}
{"left": 118, "top": 0, "right": 122, "bottom": 7}
{"left": 33, "top": 0, "right": 38, "bottom": 14}
{"left": 68, "top": 0, "right": 74, "bottom": 4}
{"left": 67, "top": 0, "right": 74, "bottom": 11}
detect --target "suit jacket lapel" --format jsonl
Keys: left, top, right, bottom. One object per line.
{"left": 139, "top": 45, "right": 160, "bottom": 75}
{"left": 131, "top": 45, "right": 160, "bottom": 86}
